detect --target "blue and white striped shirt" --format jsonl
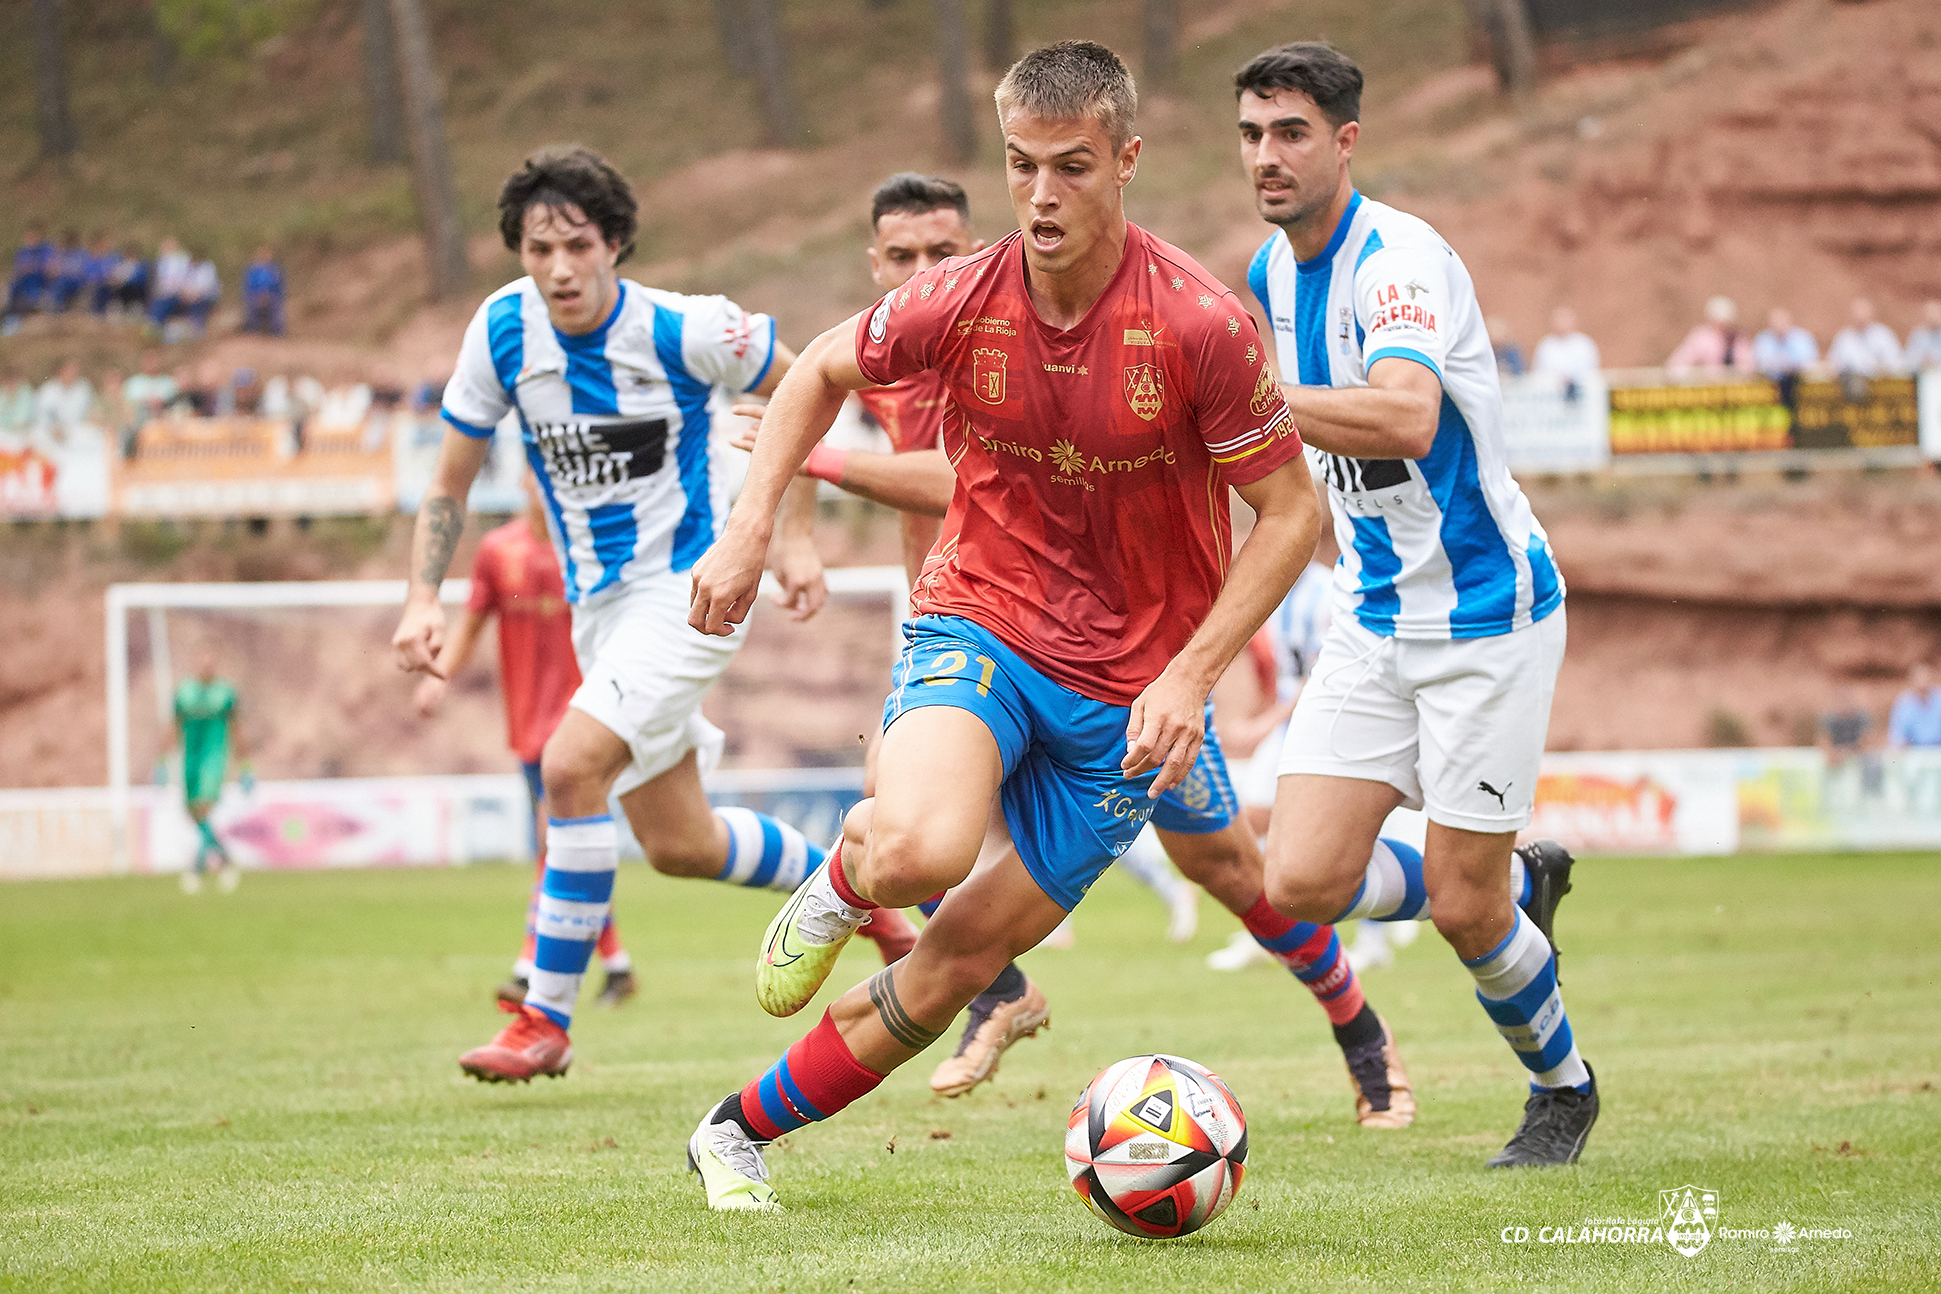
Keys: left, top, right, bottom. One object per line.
{"left": 1250, "top": 192, "right": 1563, "bottom": 640}
{"left": 442, "top": 277, "right": 776, "bottom": 603}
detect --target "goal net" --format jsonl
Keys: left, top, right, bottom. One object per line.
{"left": 98, "top": 568, "right": 908, "bottom": 875}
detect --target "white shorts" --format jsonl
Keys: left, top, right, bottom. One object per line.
{"left": 1235, "top": 720, "right": 1288, "bottom": 810}
{"left": 568, "top": 572, "right": 746, "bottom": 797}
{"left": 1276, "top": 608, "right": 1566, "bottom": 833}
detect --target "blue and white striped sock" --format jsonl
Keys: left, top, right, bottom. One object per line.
{"left": 713, "top": 807, "right": 824, "bottom": 891}
{"left": 525, "top": 814, "right": 618, "bottom": 1030}
{"left": 1331, "top": 837, "right": 1431, "bottom": 923}
{"left": 1465, "top": 909, "right": 1591, "bottom": 1091}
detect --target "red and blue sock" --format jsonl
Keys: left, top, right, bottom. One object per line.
{"left": 1239, "top": 896, "right": 1366, "bottom": 1026}
{"left": 721, "top": 1010, "right": 887, "bottom": 1141}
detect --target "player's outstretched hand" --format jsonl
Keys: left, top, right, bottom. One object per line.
{"left": 391, "top": 599, "right": 448, "bottom": 677}
{"left": 413, "top": 674, "right": 447, "bottom": 717}
{"left": 726, "top": 403, "right": 766, "bottom": 455}
{"left": 1123, "top": 672, "right": 1207, "bottom": 798}
{"left": 689, "top": 523, "right": 768, "bottom": 637}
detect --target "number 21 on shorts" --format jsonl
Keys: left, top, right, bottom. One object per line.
{"left": 918, "top": 649, "right": 995, "bottom": 696}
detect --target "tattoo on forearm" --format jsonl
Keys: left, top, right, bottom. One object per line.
{"left": 866, "top": 968, "right": 944, "bottom": 1051}
{"left": 418, "top": 497, "right": 464, "bottom": 587}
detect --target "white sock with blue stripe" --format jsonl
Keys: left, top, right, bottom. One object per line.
{"left": 525, "top": 814, "right": 618, "bottom": 1030}
{"left": 713, "top": 807, "right": 824, "bottom": 891}
{"left": 1331, "top": 838, "right": 1431, "bottom": 922}
{"left": 1331, "top": 839, "right": 1531, "bottom": 922}
{"left": 1465, "top": 909, "right": 1591, "bottom": 1091}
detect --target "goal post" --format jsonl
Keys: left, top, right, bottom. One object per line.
{"left": 102, "top": 566, "right": 909, "bottom": 873}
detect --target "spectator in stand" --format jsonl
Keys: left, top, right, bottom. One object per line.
{"left": 111, "top": 241, "right": 151, "bottom": 318}
{"left": 97, "top": 367, "right": 131, "bottom": 444}
{"left": 7, "top": 225, "right": 54, "bottom": 329}
{"left": 149, "top": 236, "right": 192, "bottom": 332}
{"left": 1531, "top": 306, "right": 1601, "bottom": 401}
{"left": 85, "top": 234, "right": 122, "bottom": 317}
{"left": 1488, "top": 316, "right": 1525, "bottom": 376}
{"left": 47, "top": 231, "right": 89, "bottom": 313}
{"left": 1667, "top": 295, "right": 1751, "bottom": 374}
{"left": 33, "top": 359, "right": 96, "bottom": 443}
{"left": 1888, "top": 663, "right": 1941, "bottom": 749}
{"left": 1900, "top": 300, "right": 1941, "bottom": 372}
{"left": 1819, "top": 691, "right": 1872, "bottom": 768}
{"left": 1826, "top": 297, "right": 1904, "bottom": 378}
{"left": 410, "top": 368, "right": 446, "bottom": 414}
{"left": 0, "top": 369, "right": 37, "bottom": 438}
{"left": 241, "top": 245, "right": 286, "bottom": 336}
{"left": 231, "top": 366, "right": 262, "bottom": 416}
{"left": 183, "top": 255, "right": 221, "bottom": 337}
{"left": 181, "top": 362, "right": 223, "bottom": 417}
{"left": 122, "top": 350, "right": 179, "bottom": 453}
{"left": 1752, "top": 307, "right": 1819, "bottom": 408}
{"left": 1752, "top": 308, "right": 1818, "bottom": 378}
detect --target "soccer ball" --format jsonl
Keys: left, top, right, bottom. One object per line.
{"left": 1065, "top": 1054, "right": 1247, "bottom": 1239}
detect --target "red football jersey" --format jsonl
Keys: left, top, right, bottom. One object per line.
{"left": 857, "top": 372, "right": 949, "bottom": 586}
{"left": 856, "top": 370, "right": 948, "bottom": 453}
{"left": 854, "top": 223, "right": 1303, "bottom": 705}
{"left": 467, "top": 519, "right": 580, "bottom": 762}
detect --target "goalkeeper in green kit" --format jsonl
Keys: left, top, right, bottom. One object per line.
{"left": 162, "top": 650, "right": 251, "bottom": 894}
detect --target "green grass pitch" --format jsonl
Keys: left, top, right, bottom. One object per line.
{"left": 3, "top": 853, "right": 1937, "bottom": 1292}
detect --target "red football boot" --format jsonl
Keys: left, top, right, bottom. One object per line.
{"left": 458, "top": 1005, "right": 572, "bottom": 1083}
{"left": 858, "top": 905, "right": 919, "bottom": 964}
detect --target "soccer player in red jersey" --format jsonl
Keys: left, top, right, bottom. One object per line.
{"left": 683, "top": 42, "right": 1329, "bottom": 1211}
{"left": 738, "top": 173, "right": 1413, "bottom": 1117}
{"left": 414, "top": 470, "right": 637, "bottom": 1009}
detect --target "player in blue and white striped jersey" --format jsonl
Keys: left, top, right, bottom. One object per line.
{"left": 392, "top": 146, "right": 897, "bottom": 1084}
{"left": 1231, "top": 44, "right": 1596, "bottom": 1168}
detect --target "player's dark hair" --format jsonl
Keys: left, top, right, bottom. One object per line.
{"left": 1233, "top": 42, "right": 1363, "bottom": 127}
{"left": 497, "top": 144, "right": 639, "bottom": 264}
{"left": 870, "top": 173, "right": 971, "bottom": 229}
{"left": 995, "top": 41, "right": 1138, "bottom": 150}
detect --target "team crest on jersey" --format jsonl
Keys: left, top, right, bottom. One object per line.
{"left": 869, "top": 294, "right": 891, "bottom": 343}
{"left": 972, "top": 348, "right": 1007, "bottom": 405}
{"left": 1248, "top": 364, "right": 1278, "bottom": 417}
{"left": 1122, "top": 364, "right": 1165, "bottom": 421}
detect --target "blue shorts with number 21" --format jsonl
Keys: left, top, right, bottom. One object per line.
{"left": 883, "top": 614, "right": 1219, "bottom": 911}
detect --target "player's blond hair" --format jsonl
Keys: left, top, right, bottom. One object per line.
{"left": 993, "top": 41, "right": 1138, "bottom": 152}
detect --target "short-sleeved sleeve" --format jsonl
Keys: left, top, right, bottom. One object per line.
{"left": 1354, "top": 243, "right": 1453, "bottom": 382}
{"left": 854, "top": 266, "right": 953, "bottom": 389}
{"left": 441, "top": 297, "right": 514, "bottom": 439}
{"left": 466, "top": 537, "right": 500, "bottom": 615}
{"left": 1192, "top": 301, "right": 1305, "bottom": 486}
{"left": 676, "top": 294, "right": 777, "bottom": 393}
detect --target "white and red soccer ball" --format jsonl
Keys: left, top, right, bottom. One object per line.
{"left": 1065, "top": 1054, "right": 1247, "bottom": 1239}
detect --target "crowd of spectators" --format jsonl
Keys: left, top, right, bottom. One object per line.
{"left": 1668, "top": 296, "right": 1941, "bottom": 382}
{"left": 1488, "top": 297, "right": 1941, "bottom": 390}
{"left": 5, "top": 227, "right": 286, "bottom": 342}
{"left": 0, "top": 352, "right": 439, "bottom": 459}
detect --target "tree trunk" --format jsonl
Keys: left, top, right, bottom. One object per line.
{"left": 387, "top": 0, "right": 467, "bottom": 300}
{"left": 32, "top": 0, "right": 78, "bottom": 159}
{"left": 745, "top": 0, "right": 802, "bottom": 147}
{"left": 933, "top": 0, "right": 975, "bottom": 164}
{"left": 363, "top": 0, "right": 404, "bottom": 163}
{"left": 714, "top": 0, "right": 753, "bottom": 75}
{"left": 1142, "top": 0, "right": 1179, "bottom": 92}
{"left": 1493, "top": 0, "right": 1538, "bottom": 95}
{"left": 983, "top": 0, "right": 1013, "bottom": 74}
{"left": 146, "top": 0, "right": 175, "bottom": 84}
